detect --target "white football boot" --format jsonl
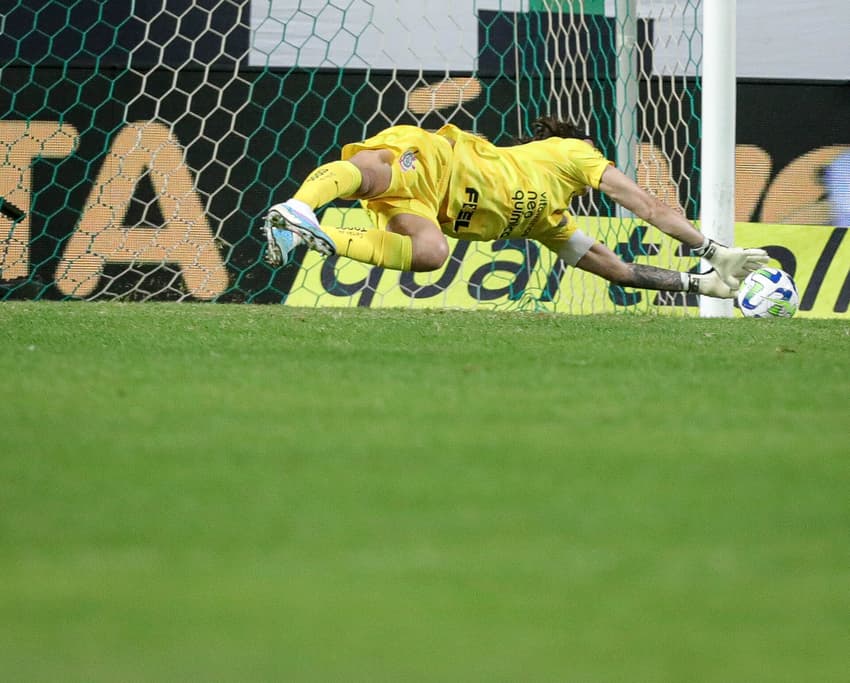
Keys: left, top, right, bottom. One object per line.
{"left": 261, "top": 199, "right": 336, "bottom": 267}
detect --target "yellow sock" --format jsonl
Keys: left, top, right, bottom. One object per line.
{"left": 323, "top": 227, "right": 413, "bottom": 271}
{"left": 293, "top": 161, "right": 363, "bottom": 208}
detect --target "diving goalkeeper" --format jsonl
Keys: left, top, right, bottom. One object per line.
{"left": 261, "top": 117, "right": 768, "bottom": 298}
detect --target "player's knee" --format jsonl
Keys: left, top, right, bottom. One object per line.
{"left": 411, "top": 234, "right": 449, "bottom": 271}
{"left": 347, "top": 149, "right": 392, "bottom": 197}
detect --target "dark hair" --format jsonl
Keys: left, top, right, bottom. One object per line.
{"left": 515, "top": 116, "right": 594, "bottom": 145}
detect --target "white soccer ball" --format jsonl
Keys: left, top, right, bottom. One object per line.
{"left": 737, "top": 267, "right": 799, "bottom": 318}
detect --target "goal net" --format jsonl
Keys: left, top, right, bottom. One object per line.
{"left": 0, "top": 0, "right": 703, "bottom": 313}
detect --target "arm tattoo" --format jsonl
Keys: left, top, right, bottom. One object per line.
{"left": 622, "top": 263, "right": 686, "bottom": 292}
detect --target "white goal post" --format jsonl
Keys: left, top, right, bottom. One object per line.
{"left": 699, "top": 0, "right": 737, "bottom": 317}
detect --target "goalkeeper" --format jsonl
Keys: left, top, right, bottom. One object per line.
{"left": 261, "top": 117, "right": 767, "bottom": 298}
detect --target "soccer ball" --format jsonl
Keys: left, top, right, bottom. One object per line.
{"left": 737, "top": 267, "right": 799, "bottom": 318}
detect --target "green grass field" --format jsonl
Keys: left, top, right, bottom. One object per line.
{"left": 1, "top": 302, "right": 848, "bottom": 682}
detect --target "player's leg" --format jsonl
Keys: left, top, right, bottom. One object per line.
{"left": 263, "top": 150, "right": 393, "bottom": 265}
{"left": 294, "top": 208, "right": 447, "bottom": 272}
{"left": 264, "top": 208, "right": 445, "bottom": 272}
{"left": 385, "top": 212, "right": 449, "bottom": 272}
{"left": 264, "top": 125, "right": 452, "bottom": 271}
{"left": 292, "top": 149, "right": 395, "bottom": 206}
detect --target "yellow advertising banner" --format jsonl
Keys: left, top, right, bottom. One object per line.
{"left": 285, "top": 209, "right": 848, "bottom": 318}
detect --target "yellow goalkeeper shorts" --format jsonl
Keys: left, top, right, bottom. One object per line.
{"left": 341, "top": 125, "right": 452, "bottom": 228}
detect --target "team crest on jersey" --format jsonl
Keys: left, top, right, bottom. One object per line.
{"left": 399, "top": 149, "right": 416, "bottom": 171}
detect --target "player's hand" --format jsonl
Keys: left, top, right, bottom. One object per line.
{"left": 691, "top": 269, "right": 739, "bottom": 299}
{"left": 700, "top": 239, "right": 769, "bottom": 288}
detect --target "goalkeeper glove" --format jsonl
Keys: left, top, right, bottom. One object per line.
{"left": 686, "top": 268, "right": 739, "bottom": 299}
{"left": 693, "top": 237, "right": 769, "bottom": 289}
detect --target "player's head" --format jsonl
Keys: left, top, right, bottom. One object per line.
{"left": 515, "top": 116, "right": 595, "bottom": 146}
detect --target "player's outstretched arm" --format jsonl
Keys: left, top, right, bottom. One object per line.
{"left": 596, "top": 166, "right": 768, "bottom": 287}
{"left": 597, "top": 166, "right": 704, "bottom": 245}
{"left": 574, "top": 241, "right": 738, "bottom": 298}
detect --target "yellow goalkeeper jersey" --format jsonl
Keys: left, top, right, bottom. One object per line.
{"left": 341, "top": 123, "right": 613, "bottom": 251}
{"left": 436, "top": 124, "right": 613, "bottom": 244}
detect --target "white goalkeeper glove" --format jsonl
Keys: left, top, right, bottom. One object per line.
{"left": 693, "top": 238, "right": 769, "bottom": 289}
{"left": 687, "top": 268, "right": 739, "bottom": 299}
